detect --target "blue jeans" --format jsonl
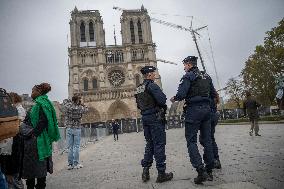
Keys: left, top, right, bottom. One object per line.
{"left": 0, "top": 167, "right": 8, "bottom": 189}
{"left": 184, "top": 103, "right": 214, "bottom": 171}
{"left": 141, "top": 113, "right": 166, "bottom": 173}
{"left": 67, "top": 128, "right": 81, "bottom": 166}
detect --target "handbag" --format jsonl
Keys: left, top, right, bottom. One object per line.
{"left": 0, "top": 88, "right": 20, "bottom": 141}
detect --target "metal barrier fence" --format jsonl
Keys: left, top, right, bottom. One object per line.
{"left": 218, "top": 107, "right": 281, "bottom": 120}
{"left": 53, "top": 107, "right": 281, "bottom": 153}
{"left": 53, "top": 125, "right": 109, "bottom": 154}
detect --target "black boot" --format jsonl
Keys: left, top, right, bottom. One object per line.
{"left": 206, "top": 170, "right": 213, "bottom": 181}
{"left": 142, "top": 167, "right": 150, "bottom": 182}
{"left": 156, "top": 171, "right": 173, "bottom": 183}
{"left": 214, "top": 159, "right": 222, "bottom": 169}
{"left": 194, "top": 167, "right": 208, "bottom": 184}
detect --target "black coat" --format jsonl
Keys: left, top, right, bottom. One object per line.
{"left": 19, "top": 107, "right": 53, "bottom": 179}
{"left": 243, "top": 98, "right": 261, "bottom": 120}
{"left": 112, "top": 122, "right": 119, "bottom": 133}
{"left": 0, "top": 134, "right": 21, "bottom": 175}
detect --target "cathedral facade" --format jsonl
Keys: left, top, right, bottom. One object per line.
{"left": 68, "top": 6, "right": 162, "bottom": 123}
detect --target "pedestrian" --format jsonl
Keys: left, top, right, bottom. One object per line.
{"left": 135, "top": 66, "right": 173, "bottom": 183}
{"left": 1, "top": 92, "right": 26, "bottom": 189}
{"left": 199, "top": 90, "right": 222, "bottom": 169}
{"left": 62, "top": 95, "right": 88, "bottom": 170}
{"left": 170, "top": 56, "right": 216, "bottom": 184}
{"left": 275, "top": 76, "right": 284, "bottom": 115}
{"left": 0, "top": 88, "right": 19, "bottom": 189}
{"left": 19, "top": 82, "right": 60, "bottom": 189}
{"left": 243, "top": 91, "right": 261, "bottom": 136}
{"left": 111, "top": 119, "right": 119, "bottom": 141}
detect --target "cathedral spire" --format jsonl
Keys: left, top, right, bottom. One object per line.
{"left": 113, "top": 25, "right": 117, "bottom": 46}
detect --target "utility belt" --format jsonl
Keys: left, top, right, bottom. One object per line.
{"left": 142, "top": 105, "right": 166, "bottom": 114}
{"left": 185, "top": 96, "right": 210, "bottom": 105}
{"left": 183, "top": 97, "right": 210, "bottom": 114}
{"left": 142, "top": 107, "right": 167, "bottom": 124}
{"left": 156, "top": 109, "right": 167, "bottom": 124}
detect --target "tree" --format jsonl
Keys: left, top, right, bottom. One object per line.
{"left": 242, "top": 18, "right": 284, "bottom": 105}
{"left": 225, "top": 77, "right": 245, "bottom": 108}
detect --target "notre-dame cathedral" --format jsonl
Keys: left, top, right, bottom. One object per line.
{"left": 68, "top": 6, "right": 162, "bottom": 123}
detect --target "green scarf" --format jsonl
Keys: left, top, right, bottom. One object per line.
{"left": 29, "top": 94, "right": 60, "bottom": 161}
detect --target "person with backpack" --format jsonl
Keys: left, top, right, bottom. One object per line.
{"left": 0, "top": 89, "right": 21, "bottom": 189}
{"left": 62, "top": 96, "right": 88, "bottom": 170}
{"left": 1, "top": 92, "right": 26, "bottom": 189}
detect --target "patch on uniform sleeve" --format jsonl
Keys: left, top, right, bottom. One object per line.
{"left": 135, "top": 84, "right": 146, "bottom": 95}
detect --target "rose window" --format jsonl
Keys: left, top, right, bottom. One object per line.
{"left": 108, "top": 70, "right": 125, "bottom": 87}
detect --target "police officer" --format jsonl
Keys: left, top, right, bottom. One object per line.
{"left": 170, "top": 56, "right": 216, "bottom": 184}
{"left": 135, "top": 66, "right": 173, "bottom": 183}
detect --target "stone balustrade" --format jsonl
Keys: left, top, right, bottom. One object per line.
{"left": 82, "top": 88, "right": 136, "bottom": 102}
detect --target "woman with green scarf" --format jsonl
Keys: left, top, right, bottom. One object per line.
{"left": 19, "top": 83, "right": 60, "bottom": 189}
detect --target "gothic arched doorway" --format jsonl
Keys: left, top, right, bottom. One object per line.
{"left": 107, "top": 100, "right": 130, "bottom": 120}
{"left": 82, "top": 107, "right": 101, "bottom": 123}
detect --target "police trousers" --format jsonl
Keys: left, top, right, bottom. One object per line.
{"left": 200, "top": 111, "right": 220, "bottom": 161}
{"left": 141, "top": 113, "right": 166, "bottom": 173}
{"left": 184, "top": 103, "right": 214, "bottom": 171}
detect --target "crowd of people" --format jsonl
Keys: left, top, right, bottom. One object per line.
{"left": 0, "top": 83, "right": 60, "bottom": 189}
{"left": 0, "top": 82, "right": 91, "bottom": 188}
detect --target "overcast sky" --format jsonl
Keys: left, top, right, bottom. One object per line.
{"left": 0, "top": 0, "right": 283, "bottom": 103}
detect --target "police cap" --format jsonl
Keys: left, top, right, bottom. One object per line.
{"left": 182, "top": 56, "right": 198, "bottom": 66}
{"left": 140, "top": 66, "right": 156, "bottom": 75}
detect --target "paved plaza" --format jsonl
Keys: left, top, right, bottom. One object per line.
{"left": 46, "top": 124, "right": 284, "bottom": 189}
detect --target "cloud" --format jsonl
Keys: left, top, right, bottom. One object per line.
{"left": 0, "top": 0, "right": 283, "bottom": 102}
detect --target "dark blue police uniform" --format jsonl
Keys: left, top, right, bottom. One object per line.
{"left": 209, "top": 100, "right": 220, "bottom": 162}
{"left": 173, "top": 56, "right": 216, "bottom": 183}
{"left": 137, "top": 79, "right": 167, "bottom": 172}
{"left": 200, "top": 96, "right": 221, "bottom": 167}
{"left": 135, "top": 66, "right": 173, "bottom": 183}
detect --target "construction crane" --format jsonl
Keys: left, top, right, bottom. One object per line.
{"left": 113, "top": 6, "right": 207, "bottom": 72}
{"left": 150, "top": 17, "right": 208, "bottom": 72}
{"left": 113, "top": 6, "right": 226, "bottom": 113}
{"left": 156, "top": 59, "right": 178, "bottom": 65}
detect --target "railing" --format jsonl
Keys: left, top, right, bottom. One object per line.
{"left": 82, "top": 88, "right": 136, "bottom": 102}
{"left": 53, "top": 125, "right": 109, "bottom": 154}
{"left": 52, "top": 116, "right": 185, "bottom": 154}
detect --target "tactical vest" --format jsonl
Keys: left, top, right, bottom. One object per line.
{"left": 135, "top": 83, "right": 156, "bottom": 111}
{"left": 188, "top": 71, "right": 211, "bottom": 98}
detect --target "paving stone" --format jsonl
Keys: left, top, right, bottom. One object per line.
{"left": 46, "top": 124, "right": 284, "bottom": 189}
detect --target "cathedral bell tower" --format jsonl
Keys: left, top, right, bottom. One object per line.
{"left": 68, "top": 6, "right": 163, "bottom": 123}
